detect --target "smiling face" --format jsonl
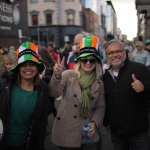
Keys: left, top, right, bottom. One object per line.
{"left": 80, "top": 55, "right": 97, "bottom": 72}
{"left": 106, "top": 42, "right": 126, "bottom": 70}
{"left": 19, "top": 61, "right": 38, "bottom": 80}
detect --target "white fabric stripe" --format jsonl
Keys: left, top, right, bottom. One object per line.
{"left": 96, "top": 38, "right": 99, "bottom": 50}
{"left": 18, "top": 55, "right": 25, "bottom": 63}
{"left": 19, "top": 46, "right": 26, "bottom": 52}
{"left": 82, "top": 38, "right": 85, "bottom": 48}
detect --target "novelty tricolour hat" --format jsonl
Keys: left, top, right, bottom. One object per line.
{"left": 11, "top": 41, "right": 45, "bottom": 73}
{"left": 74, "top": 35, "right": 101, "bottom": 62}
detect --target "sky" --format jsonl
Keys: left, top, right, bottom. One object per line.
{"left": 111, "top": 0, "right": 137, "bottom": 41}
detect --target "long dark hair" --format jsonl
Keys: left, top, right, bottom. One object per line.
{"left": 38, "top": 47, "right": 55, "bottom": 69}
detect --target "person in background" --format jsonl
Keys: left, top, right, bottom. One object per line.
{"left": 1, "top": 50, "right": 17, "bottom": 80}
{"left": 62, "top": 41, "right": 72, "bottom": 69}
{"left": 145, "top": 39, "right": 150, "bottom": 54}
{"left": 49, "top": 35, "right": 105, "bottom": 150}
{"left": 125, "top": 40, "right": 134, "bottom": 58}
{"left": 52, "top": 47, "right": 61, "bottom": 63}
{"left": 0, "top": 41, "right": 52, "bottom": 150}
{"left": 130, "top": 41, "right": 150, "bottom": 67}
{"left": 68, "top": 33, "right": 84, "bottom": 70}
{"left": 38, "top": 47, "right": 57, "bottom": 117}
{"left": 47, "top": 44, "right": 56, "bottom": 63}
{"left": 103, "top": 39, "right": 150, "bottom": 150}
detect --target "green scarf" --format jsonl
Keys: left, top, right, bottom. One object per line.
{"left": 78, "top": 68, "right": 96, "bottom": 118}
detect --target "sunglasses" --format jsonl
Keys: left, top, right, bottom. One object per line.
{"left": 80, "top": 58, "right": 97, "bottom": 64}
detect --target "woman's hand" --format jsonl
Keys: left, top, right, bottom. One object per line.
{"left": 88, "top": 122, "right": 96, "bottom": 138}
{"left": 53, "top": 56, "right": 65, "bottom": 77}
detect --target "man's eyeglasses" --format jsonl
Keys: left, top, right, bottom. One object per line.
{"left": 80, "top": 58, "right": 97, "bottom": 64}
{"left": 107, "top": 49, "right": 124, "bottom": 56}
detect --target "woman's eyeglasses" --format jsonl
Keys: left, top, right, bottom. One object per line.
{"left": 80, "top": 58, "right": 97, "bottom": 64}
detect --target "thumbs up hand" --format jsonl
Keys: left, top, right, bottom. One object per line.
{"left": 131, "top": 74, "right": 144, "bottom": 93}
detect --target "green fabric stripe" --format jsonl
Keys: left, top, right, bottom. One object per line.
{"left": 84, "top": 35, "right": 92, "bottom": 47}
{"left": 21, "top": 41, "right": 30, "bottom": 49}
{"left": 24, "top": 54, "right": 32, "bottom": 60}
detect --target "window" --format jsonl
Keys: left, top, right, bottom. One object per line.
{"left": 30, "top": 11, "right": 39, "bottom": 26}
{"left": 30, "top": 0, "right": 38, "bottom": 3}
{"left": 44, "top": 9, "right": 53, "bottom": 25}
{"left": 65, "top": 9, "right": 75, "bottom": 25}
{"left": 46, "top": 14, "right": 52, "bottom": 25}
{"left": 32, "top": 15, "right": 38, "bottom": 26}
{"left": 67, "top": 13, "right": 74, "bottom": 25}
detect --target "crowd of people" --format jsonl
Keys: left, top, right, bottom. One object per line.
{"left": 0, "top": 34, "right": 150, "bottom": 150}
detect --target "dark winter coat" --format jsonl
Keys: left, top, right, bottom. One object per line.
{"left": 103, "top": 58, "right": 150, "bottom": 135}
{"left": 0, "top": 74, "right": 52, "bottom": 150}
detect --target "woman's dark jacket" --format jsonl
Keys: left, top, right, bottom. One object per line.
{"left": 103, "top": 58, "right": 150, "bottom": 135}
{"left": 0, "top": 73, "right": 52, "bottom": 150}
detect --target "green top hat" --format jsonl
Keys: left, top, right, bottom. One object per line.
{"left": 74, "top": 35, "right": 101, "bottom": 62}
{"left": 11, "top": 41, "right": 45, "bottom": 73}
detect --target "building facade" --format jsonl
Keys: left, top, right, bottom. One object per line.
{"left": 28, "top": 0, "right": 83, "bottom": 47}
{"left": 0, "top": 0, "right": 28, "bottom": 49}
{"left": 28, "top": 0, "right": 107, "bottom": 47}
{"left": 105, "top": 0, "right": 118, "bottom": 40}
{"left": 136, "top": 0, "right": 150, "bottom": 41}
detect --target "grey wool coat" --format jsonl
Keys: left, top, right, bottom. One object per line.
{"left": 49, "top": 70, "right": 105, "bottom": 147}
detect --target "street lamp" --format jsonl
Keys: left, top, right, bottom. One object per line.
{"left": 37, "top": 26, "right": 40, "bottom": 45}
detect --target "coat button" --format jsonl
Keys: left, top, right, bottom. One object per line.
{"left": 57, "top": 117, "right": 61, "bottom": 120}
{"left": 74, "top": 115, "right": 77, "bottom": 118}
{"left": 74, "top": 104, "right": 78, "bottom": 107}
{"left": 73, "top": 94, "right": 77, "bottom": 97}
{"left": 91, "top": 97, "right": 94, "bottom": 100}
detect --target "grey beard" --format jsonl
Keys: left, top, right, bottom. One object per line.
{"left": 111, "top": 62, "right": 123, "bottom": 69}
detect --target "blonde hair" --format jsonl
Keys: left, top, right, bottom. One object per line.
{"left": 73, "top": 59, "right": 102, "bottom": 80}
{"left": 3, "top": 50, "right": 17, "bottom": 64}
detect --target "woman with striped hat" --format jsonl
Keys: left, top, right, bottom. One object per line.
{"left": 0, "top": 41, "right": 52, "bottom": 150}
{"left": 49, "top": 35, "right": 106, "bottom": 150}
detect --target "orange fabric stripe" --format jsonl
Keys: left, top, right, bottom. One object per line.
{"left": 91, "top": 36, "right": 97, "bottom": 48}
{"left": 32, "top": 55, "right": 38, "bottom": 62}
{"left": 30, "top": 42, "right": 36, "bottom": 52}
{"left": 16, "top": 49, "right": 19, "bottom": 56}
{"left": 80, "top": 39, "right": 83, "bottom": 50}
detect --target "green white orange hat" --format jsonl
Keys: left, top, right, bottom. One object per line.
{"left": 11, "top": 41, "right": 45, "bottom": 73}
{"left": 74, "top": 35, "right": 101, "bottom": 62}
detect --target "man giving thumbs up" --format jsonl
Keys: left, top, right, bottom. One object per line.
{"left": 103, "top": 39, "right": 150, "bottom": 150}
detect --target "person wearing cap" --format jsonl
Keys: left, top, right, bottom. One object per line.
{"left": 49, "top": 35, "right": 105, "bottom": 150}
{"left": 0, "top": 41, "right": 52, "bottom": 150}
{"left": 103, "top": 39, "right": 150, "bottom": 150}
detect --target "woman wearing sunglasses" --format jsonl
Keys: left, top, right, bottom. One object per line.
{"left": 49, "top": 35, "right": 105, "bottom": 150}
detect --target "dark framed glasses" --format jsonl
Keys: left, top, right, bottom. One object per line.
{"left": 107, "top": 49, "right": 124, "bottom": 56}
{"left": 80, "top": 58, "right": 97, "bottom": 64}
